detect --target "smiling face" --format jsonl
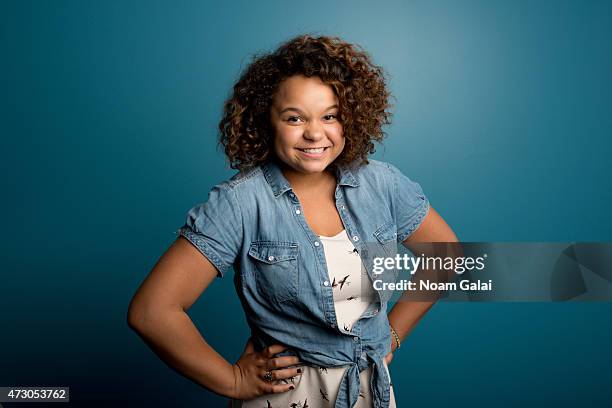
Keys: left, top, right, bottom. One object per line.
{"left": 270, "top": 75, "right": 345, "bottom": 176}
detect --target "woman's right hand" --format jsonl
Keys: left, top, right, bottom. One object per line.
{"left": 230, "top": 339, "right": 302, "bottom": 400}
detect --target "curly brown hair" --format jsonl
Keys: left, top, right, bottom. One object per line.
{"left": 218, "top": 34, "right": 393, "bottom": 171}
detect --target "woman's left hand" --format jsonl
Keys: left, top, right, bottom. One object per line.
{"left": 384, "top": 351, "right": 394, "bottom": 365}
{"left": 384, "top": 336, "right": 395, "bottom": 365}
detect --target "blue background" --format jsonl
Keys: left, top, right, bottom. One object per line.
{"left": 2, "top": 0, "right": 611, "bottom": 406}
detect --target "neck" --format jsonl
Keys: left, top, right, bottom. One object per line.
{"left": 279, "top": 163, "right": 337, "bottom": 193}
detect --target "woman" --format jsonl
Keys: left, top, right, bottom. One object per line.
{"left": 128, "top": 34, "right": 457, "bottom": 408}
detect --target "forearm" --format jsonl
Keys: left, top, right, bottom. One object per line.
{"left": 129, "top": 307, "right": 235, "bottom": 397}
{"left": 386, "top": 300, "right": 434, "bottom": 351}
{"left": 387, "top": 231, "right": 461, "bottom": 349}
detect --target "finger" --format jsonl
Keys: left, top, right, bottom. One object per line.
{"left": 266, "top": 355, "right": 301, "bottom": 370}
{"left": 262, "top": 344, "right": 288, "bottom": 358}
{"left": 259, "top": 381, "right": 295, "bottom": 395}
{"left": 267, "top": 366, "right": 302, "bottom": 381}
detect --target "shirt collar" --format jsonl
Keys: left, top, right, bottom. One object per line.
{"left": 262, "top": 160, "right": 359, "bottom": 198}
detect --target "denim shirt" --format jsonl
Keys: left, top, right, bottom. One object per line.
{"left": 176, "top": 159, "right": 430, "bottom": 408}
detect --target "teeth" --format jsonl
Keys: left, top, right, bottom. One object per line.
{"left": 301, "top": 147, "right": 325, "bottom": 153}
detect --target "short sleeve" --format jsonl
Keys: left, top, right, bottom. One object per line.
{"left": 175, "top": 184, "right": 243, "bottom": 278}
{"left": 386, "top": 163, "right": 431, "bottom": 242}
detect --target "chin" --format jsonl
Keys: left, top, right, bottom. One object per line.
{"left": 278, "top": 151, "right": 335, "bottom": 174}
{"left": 299, "top": 160, "right": 332, "bottom": 173}
{"left": 293, "top": 165, "right": 324, "bottom": 174}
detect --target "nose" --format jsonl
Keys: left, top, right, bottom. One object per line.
{"left": 303, "top": 120, "right": 325, "bottom": 142}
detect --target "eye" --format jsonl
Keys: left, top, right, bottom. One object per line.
{"left": 323, "top": 114, "right": 337, "bottom": 121}
{"left": 286, "top": 116, "right": 303, "bottom": 123}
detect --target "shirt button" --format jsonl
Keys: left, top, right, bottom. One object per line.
{"left": 268, "top": 256, "right": 275, "bottom": 261}
{"left": 323, "top": 280, "right": 329, "bottom": 286}
{"left": 352, "top": 236, "right": 359, "bottom": 242}
{"left": 295, "top": 209, "right": 301, "bottom": 214}
{"left": 340, "top": 205, "right": 346, "bottom": 210}
{"left": 353, "top": 336, "right": 359, "bottom": 342}
{"left": 314, "top": 241, "right": 320, "bottom": 247}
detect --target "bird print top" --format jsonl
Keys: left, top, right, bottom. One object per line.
{"left": 319, "top": 229, "right": 377, "bottom": 332}
{"left": 231, "top": 230, "right": 396, "bottom": 408}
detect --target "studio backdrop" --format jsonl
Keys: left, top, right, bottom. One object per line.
{"left": 1, "top": 0, "right": 611, "bottom": 406}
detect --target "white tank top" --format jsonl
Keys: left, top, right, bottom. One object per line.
{"left": 318, "top": 229, "right": 377, "bottom": 330}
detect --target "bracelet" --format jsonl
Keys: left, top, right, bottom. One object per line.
{"left": 390, "top": 324, "right": 401, "bottom": 350}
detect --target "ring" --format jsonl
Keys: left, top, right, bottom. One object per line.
{"left": 263, "top": 370, "right": 273, "bottom": 382}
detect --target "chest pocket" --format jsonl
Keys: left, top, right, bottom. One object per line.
{"left": 374, "top": 221, "right": 398, "bottom": 255}
{"left": 248, "top": 241, "right": 299, "bottom": 304}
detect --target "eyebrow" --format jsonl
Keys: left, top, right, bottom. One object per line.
{"left": 279, "top": 105, "right": 339, "bottom": 115}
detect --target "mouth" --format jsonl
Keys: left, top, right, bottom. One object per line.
{"left": 296, "top": 146, "right": 330, "bottom": 154}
